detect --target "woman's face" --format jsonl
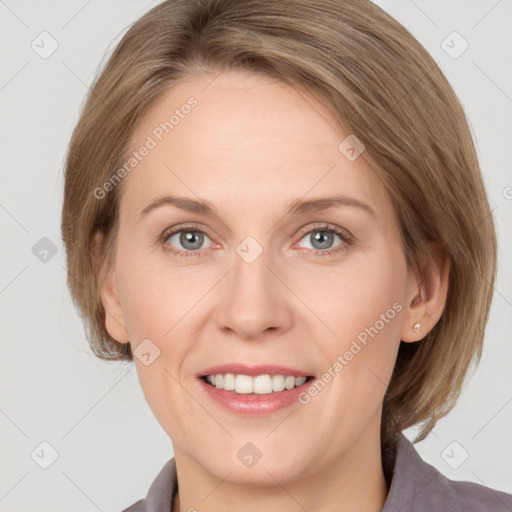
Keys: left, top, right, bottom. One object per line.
{"left": 103, "top": 69, "right": 416, "bottom": 484}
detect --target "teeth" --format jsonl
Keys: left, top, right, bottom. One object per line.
{"left": 253, "top": 375, "right": 272, "bottom": 394}
{"left": 204, "top": 374, "right": 309, "bottom": 394}
{"left": 284, "top": 376, "right": 295, "bottom": 389}
{"left": 223, "top": 373, "right": 235, "bottom": 390}
{"left": 235, "top": 374, "right": 254, "bottom": 393}
{"left": 295, "top": 376, "right": 307, "bottom": 386}
{"left": 272, "top": 375, "right": 285, "bottom": 392}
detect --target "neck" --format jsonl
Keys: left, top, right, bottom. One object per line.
{"left": 172, "top": 420, "right": 389, "bottom": 512}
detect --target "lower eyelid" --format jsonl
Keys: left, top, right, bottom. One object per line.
{"left": 294, "top": 235, "right": 349, "bottom": 257}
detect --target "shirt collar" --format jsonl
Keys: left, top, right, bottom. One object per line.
{"left": 381, "top": 432, "right": 441, "bottom": 511}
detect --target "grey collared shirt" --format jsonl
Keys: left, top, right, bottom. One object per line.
{"left": 122, "top": 432, "right": 512, "bottom": 511}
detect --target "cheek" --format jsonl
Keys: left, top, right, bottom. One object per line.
{"left": 119, "top": 276, "right": 170, "bottom": 342}
{"left": 116, "top": 242, "right": 190, "bottom": 342}
{"left": 302, "top": 249, "right": 407, "bottom": 393}
{"left": 301, "top": 252, "right": 406, "bottom": 343}
{"left": 116, "top": 250, "right": 209, "bottom": 402}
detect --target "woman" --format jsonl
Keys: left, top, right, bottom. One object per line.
{"left": 61, "top": 0, "right": 512, "bottom": 510}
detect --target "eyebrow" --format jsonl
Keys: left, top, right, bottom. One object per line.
{"left": 139, "top": 194, "right": 376, "bottom": 219}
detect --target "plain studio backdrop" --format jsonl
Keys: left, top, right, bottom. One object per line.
{"left": 0, "top": 1, "right": 511, "bottom": 511}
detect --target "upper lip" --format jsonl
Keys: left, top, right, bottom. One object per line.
{"left": 198, "top": 364, "right": 313, "bottom": 378}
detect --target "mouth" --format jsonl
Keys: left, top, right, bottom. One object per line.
{"left": 200, "top": 373, "right": 315, "bottom": 394}
{"left": 196, "top": 364, "right": 316, "bottom": 415}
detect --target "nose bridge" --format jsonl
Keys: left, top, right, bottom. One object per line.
{"left": 233, "top": 236, "right": 272, "bottom": 299}
{"left": 215, "top": 235, "right": 291, "bottom": 337}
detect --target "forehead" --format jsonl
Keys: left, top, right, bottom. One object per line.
{"left": 119, "top": 70, "right": 387, "bottom": 219}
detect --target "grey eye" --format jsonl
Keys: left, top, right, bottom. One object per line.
{"left": 299, "top": 230, "right": 341, "bottom": 250}
{"left": 168, "top": 230, "right": 211, "bottom": 251}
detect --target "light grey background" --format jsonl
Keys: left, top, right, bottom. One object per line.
{"left": 0, "top": 1, "right": 511, "bottom": 510}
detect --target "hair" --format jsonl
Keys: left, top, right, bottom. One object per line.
{"left": 61, "top": 0, "right": 497, "bottom": 445}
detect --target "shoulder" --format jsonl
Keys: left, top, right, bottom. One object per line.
{"left": 445, "top": 478, "right": 512, "bottom": 510}
{"left": 424, "top": 463, "right": 512, "bottom": 511}
{"left": 382, "top": 433, "right": 512, "bottom": 512}
{"left": 120, "top": 458, "right": 177, "bottom": 512}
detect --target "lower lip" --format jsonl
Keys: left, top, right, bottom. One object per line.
{"left": 198, "top": 377, "right": 314, "bottom": 415}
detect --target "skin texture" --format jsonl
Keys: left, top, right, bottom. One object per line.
{"left": 98, "top": 70, "right": 449, "bottom": 512}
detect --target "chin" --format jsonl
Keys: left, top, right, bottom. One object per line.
{"left": 193, "top": 440, "right": 314, "bottom": 488}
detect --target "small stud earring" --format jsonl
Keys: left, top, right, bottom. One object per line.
{"left": 413, "top": 322, "right": 421, "bottom": 334}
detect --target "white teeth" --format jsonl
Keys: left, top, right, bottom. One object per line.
{"left": 254, "top": 375, "right": 273, "bottom": 394}
{"left": 223, "top": 373, "right": 235, "bottom": 391}
{"left": 284, "top": 376, "right": 295, "bottom": 390}
{"left": 272, "top": 375, "right": 285, "bottom": 392}
{"left": 234, "top": 374, "right": 253, "bottom": 393}
{"left": 204, "top": 373, "right": 309, "bottom": 394}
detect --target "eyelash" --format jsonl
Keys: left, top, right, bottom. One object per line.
{"left": 158, "top": 222, "right": 354, "bottom": 259}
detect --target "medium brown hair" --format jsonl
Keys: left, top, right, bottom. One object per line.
{"left": 61, "top": 0, "right": 497, "bottom": 443}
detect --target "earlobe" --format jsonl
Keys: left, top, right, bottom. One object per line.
{"left": 401, "top": 245, "right": 450, "bottom": 343}
{"left": 92, "top": 231, "right": 130, "bottom": 344}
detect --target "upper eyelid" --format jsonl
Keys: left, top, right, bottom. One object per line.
{"left": 162, "top": 223, "right": 215, "bottom": 241}
{"left": 297, "top": 222, "right": 352, "bottom": 238}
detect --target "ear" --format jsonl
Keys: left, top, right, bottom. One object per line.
{"left": 92, "top": 231, "right": 130, "bottom": 344}
{"left": 400, "top": 243, "right": 450, "bottom": 342}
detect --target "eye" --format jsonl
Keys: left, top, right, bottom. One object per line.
{"left": 159, "top": 222, "right": 353, "bottom": 258}
{"left": 161, "top": 225, "right": 213, "bottom": 257}
{"left": 295, "top": 223, "right": 352, "bottom": 256}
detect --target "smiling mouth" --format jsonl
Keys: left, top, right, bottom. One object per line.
{"left": 200, "top": 374, "right": 314, "bottom": 394}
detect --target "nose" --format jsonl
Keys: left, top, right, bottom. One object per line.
{"left": 214, "top": 243, "right": 293, "bottom": 340}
